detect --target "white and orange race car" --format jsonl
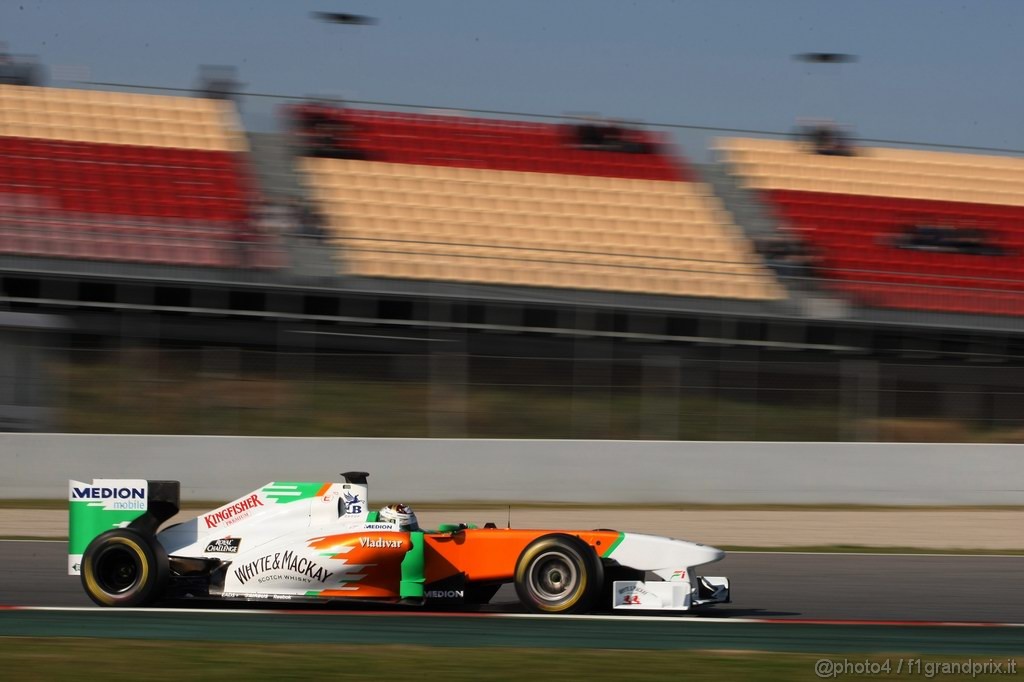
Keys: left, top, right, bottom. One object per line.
{"left": 68, "top": 473, "right": 730, "bottom": 613}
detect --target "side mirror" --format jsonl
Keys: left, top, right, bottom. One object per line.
{"left": 437, "top": 522, "right": 472, "bottom": 534}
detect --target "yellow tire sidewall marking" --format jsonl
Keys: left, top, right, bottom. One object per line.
{"left": 519, "top": 542, "right": 587, "bottom": 612}
{"left": 83, "top": 536, "right": 150, "bottom": 605}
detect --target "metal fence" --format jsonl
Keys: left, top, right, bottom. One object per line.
{"left": 7, "top": 344, "right": 1012, "bottom": 441}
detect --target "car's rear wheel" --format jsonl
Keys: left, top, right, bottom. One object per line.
{"left": 514, "top": 534, "right": 603, "bottom": 614}
{"left": 81, "top": 529, "right": 168, "bottom": 607}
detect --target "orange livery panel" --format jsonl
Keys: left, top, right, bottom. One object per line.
{"left": 305, "top": 532, "right": 409, "bottom": 598}
{"left": 424, "top": 529, "right": 621, "bottom": 583}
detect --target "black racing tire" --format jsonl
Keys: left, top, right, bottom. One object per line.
{"left": 81, "top": 529, "right": 169, "bottom": 607}
{"left": 514, "top": 534, "right": 603, "bottom": 614}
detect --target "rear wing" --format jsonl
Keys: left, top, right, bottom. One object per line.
{"left": 68, "top": 479, "right": 180, "bottom": 575}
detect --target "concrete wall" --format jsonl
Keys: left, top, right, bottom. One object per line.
{"left": 4, "top": 434, "right": 1022, "bottom": 505}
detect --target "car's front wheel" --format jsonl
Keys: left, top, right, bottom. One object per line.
{"left": 514, "top": 534, "right": 603, "bottom": 614}
{"left": 81, "top": 529, "right": 169, "bottom": 607}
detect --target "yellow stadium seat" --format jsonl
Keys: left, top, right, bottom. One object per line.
{"left": 295, "top": 158, "right": 783, "bottom": 299}
{"left": 721, "top": 136, "right": 1024, "bottom": 207}
{"left": 0, "top": 85, "right": 246, "bottom": 152}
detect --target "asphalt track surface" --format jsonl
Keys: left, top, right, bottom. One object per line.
{"left": 4, "top": 540, "right": 1023, "bottom": 622}
{"left": 4, "top": 541, "right": 1024, "bottom": 653}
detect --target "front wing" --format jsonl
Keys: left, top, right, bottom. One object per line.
{"left": 612, "top": 576, "right": 730, "bottom": 610}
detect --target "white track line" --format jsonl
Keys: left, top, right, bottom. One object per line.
{"left": 3, "top": 606, "right": 742, "bottom": 622}
{"left": 0, "top": 606, "right": 755, "bottom": 622}
{"left": 5, "top": 606, "right": 280, "bottom": 615}
{"left": 4, "top": 606, "right": 1024, "bottom": 627}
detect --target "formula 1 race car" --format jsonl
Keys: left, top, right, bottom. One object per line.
{"left": 68, "top": 473, "right": 730, "bottom": 613}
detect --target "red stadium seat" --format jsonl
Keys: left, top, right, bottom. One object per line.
{"left": 0, "top": 131, "right": 284, "bottom": 269}
{"left": 289, "top": 105, "right": 690, "bottom": 181}
{"left": 765, "top": 189, "right": 1024, "bottom": 314}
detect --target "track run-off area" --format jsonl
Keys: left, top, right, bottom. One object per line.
{"left": 4, "top": 607, "right": 1024, "bottom": 655}
{"left": 3, "top": 540, "right": 1023, "bottom": 654}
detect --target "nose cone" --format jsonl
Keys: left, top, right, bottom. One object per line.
{"left": 611, "top": 533, "right": 726, "bottom": 572}
{"left": 677, "top": 539, "right": 725, "bottom": 565}
{"left": 704, "top": 544, "right": 726, "bottom": 563}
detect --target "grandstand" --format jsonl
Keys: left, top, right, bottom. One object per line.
{"left": 717, "top": 137, "right": 1024, "bottom": 317}
{"left": 297, "top": 107, "right": 784, "bottom": 301}
{"left": 4, "top": 80, "right": 1024, "bottom": 438}
{"left": 0, "top": 84, "right": 284, "bottom": 268}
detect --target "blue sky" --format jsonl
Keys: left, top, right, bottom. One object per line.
{"left": 3, "top": 0, "right": 1023, "bottom": 159}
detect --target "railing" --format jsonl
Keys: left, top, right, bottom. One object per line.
{"left": 2, "top": 346, "right": 1014, "bottom": 441}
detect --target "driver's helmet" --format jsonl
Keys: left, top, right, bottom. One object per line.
{"left": 379, "top": 503, "right": 419, "bottom": 531}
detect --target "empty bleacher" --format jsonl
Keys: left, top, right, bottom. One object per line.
{"left": 298, "top": 108, "right": 783, "bottom": 300}
{"left": 0, "top": 84, "right": 284, "bottom": 268}
{"left": 718, "top": 137, "right": 1024, "bottom": 315}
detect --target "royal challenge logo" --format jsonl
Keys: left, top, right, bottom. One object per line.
{"left": 205, "top": 537, "right": 242, "bottom": 554}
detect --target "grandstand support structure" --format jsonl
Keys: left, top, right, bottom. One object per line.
{"left": 699, "top": 163, "right": 784, "bottom": 242}
{"left": 0, "top": 310, "right": 63, "bottom": 432}
{"left": 698, "top": 161, "right": 839, "bottom": 310}
{"left": 7, "top": 252, "right": 1024, "bottom": 438}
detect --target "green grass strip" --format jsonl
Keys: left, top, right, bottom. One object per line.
{"left": 0, "top": 640, "right": 1019, "bottom": 681}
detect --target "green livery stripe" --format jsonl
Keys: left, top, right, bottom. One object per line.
{"left": 262, "top": 482, "right": 326, "bottom": 504}
{"left": 305, "top": 590, "right": 321, "bottom": 597}
{"left": 399, "top": 531, "right": 425, "bottom": 599}
{"left": 68, "top": 501, "right": 146, "bottom": 554}
{"left": 601, "top": 532, "right": 625, "bottom": 558}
